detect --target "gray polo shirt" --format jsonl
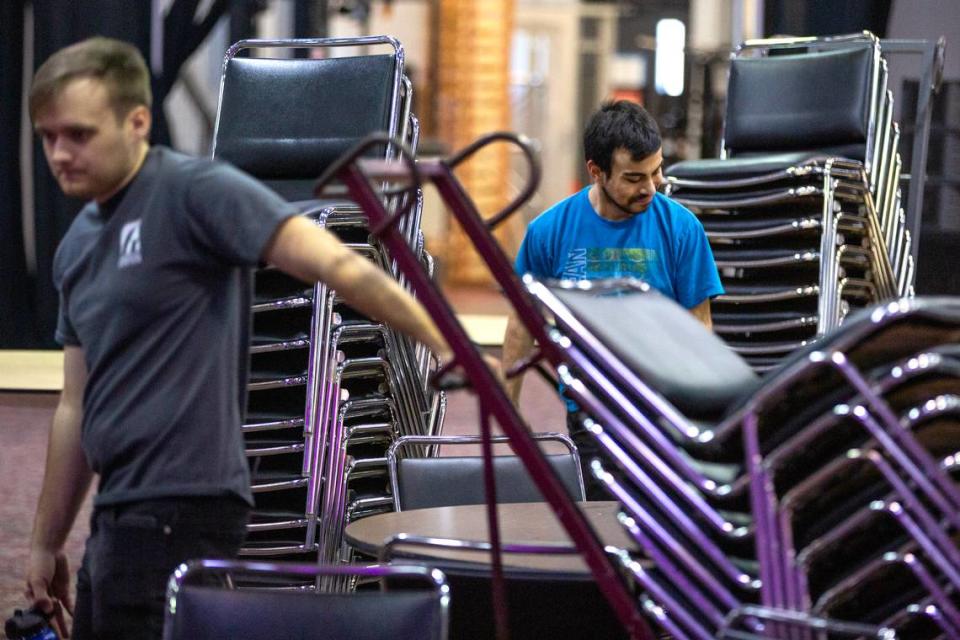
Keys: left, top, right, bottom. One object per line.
{"left": 53, "top": 146, "right": 299, "bottom": 507}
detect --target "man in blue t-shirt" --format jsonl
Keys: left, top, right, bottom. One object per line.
{"left": 502, "top": 101, "right": 723, "bottom": 498}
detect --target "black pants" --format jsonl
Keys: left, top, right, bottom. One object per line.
{"left": 566, "top": 410, "right": 614, "bottom": 501}
{"left": 72, "top": 496, "right": 249, "bottom": 640}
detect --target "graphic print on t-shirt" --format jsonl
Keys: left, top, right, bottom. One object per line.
{"left": 118, "top": 219, "right": 143, "bottom": 268}
{"left": 561, "top": 247, "right": 657, "bottom": 280}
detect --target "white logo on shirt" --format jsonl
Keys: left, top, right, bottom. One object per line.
{"left": 118, "top": 220, "right": 143, "bottom": 268}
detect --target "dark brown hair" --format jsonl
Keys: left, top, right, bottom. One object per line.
{"left": 29, "top": 36, "right": 152, "bottom": 121}
{"left": 583, "top": 100, "right": 661, "bottom": 174}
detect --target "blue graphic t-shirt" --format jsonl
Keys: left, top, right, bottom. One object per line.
{"left": 515, "top": 188, "right": 723, "bottom": 308}
{"left": 514, "top": 187, "right": 723, "bottom": 411}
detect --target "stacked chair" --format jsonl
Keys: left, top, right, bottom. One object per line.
{"left": 665, "top": 33, "right": 915, "bottom": 372}
{"left": 314, "top": 126, "right": 960, "bottom": 638}
{"left": 162, "top": 558, "right": 450, "bottom": 640}
{"left": 527, "top": 280, "right": 960, "bottom": 639}
{"left": 387, "top": 433, "right": 586, "bottom": 510}
{"left": 210, "top": 37, "right": 444, "bottom": 587}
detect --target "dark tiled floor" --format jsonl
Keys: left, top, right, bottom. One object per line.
{"left": 0, "top": 393, "right": 92, "bottom": 622}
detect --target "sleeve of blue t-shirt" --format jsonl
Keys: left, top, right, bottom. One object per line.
{"left": 673, "top": 219, "right": 724, "bottom": 308}
{"left": 514, "top": 217, "right": 553, "bottom": 278}
{"left": 184, "top": 160, "right": 300, "bottom": 266}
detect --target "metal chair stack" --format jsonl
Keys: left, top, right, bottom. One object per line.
{"left": 519, "top": 278, "right": 960, "bottom": 639}
{"left": 210, "top": 37, "right": 444, "bottom": 586}
{"left": 665, "top": 33, "right": 915, "bottom": 372}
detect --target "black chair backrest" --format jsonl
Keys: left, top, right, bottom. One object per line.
{"left": 166, "top": 585, "right": 443, "bottom": 640}
{"left": 213, "top": 54, "right": 397, "bottom": 181}
{"left": 724, "top": 45, "right": 874, "bottom": 158}
{"left": 396, "top": 454, "right": 583, "bottom": 511}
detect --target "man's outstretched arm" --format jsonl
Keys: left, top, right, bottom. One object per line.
{"left": 689, "top": 298, "right": 713, "bottom": 331}
{"left": 26, "top": 345, "right": 93, "bottom": 638}
{"left": 263, "top": 215, "right": 451, "bottom": 360}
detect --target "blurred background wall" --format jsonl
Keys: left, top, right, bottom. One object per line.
{"left": 2, "top": 0, "right": 958, "bottom": 348}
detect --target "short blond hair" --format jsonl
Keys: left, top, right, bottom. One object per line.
{"left": 29, "top": 36, "right": 152, "bottom": 121}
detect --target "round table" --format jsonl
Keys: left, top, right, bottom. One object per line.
{"left": 344, "top": 501, "right": 635, "bottom": 577}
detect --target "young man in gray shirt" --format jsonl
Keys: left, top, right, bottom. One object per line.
{"left": 24, "top": 37, "right": 451, "bottom": 639}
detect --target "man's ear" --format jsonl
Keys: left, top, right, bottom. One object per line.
{"left": 585, "top": 159, "right": 604, "bottom": 183}
{"left": 127, "top": 104, "right": 152, "bottom": 140}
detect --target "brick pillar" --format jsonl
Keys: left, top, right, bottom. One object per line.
{"left": 435, "top": 0, "right": 520, "bottom": 286}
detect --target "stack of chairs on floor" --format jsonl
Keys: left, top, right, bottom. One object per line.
{"left": 666, "top": 33, "right": 916, "bottom": 373}
{"left": 523, "top": 277, "right": 960, "bottom": 639}
{"left": 210, "top": 37, "right": 444, "bottom": 589}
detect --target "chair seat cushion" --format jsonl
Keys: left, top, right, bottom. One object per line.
{"left": 551, "top": 284, "right": 760, "bottom": 420}
{"left": 666, "top": 152, "right": 831, "bottom": 180}
{"left": 666, "top": 146, "right": 866, "bottom": 183}
{"left": 397, "top": 454, "right": 583, "bottom": 510}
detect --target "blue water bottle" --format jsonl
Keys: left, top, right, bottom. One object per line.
{"left": 4, "top": 608, "right": 58, "bottom": 640}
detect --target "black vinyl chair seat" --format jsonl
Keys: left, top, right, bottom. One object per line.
{"left": 293, "top": 198, "right": 365, "bottom": 216}
{"left": 713, "top": 310, "right": 816, "bottom": 324}
{"left": 254, "top": 289, "right": 314, "bottom": 306}
{"left": 702, "top": 215, "right": 821, "bottom": 233}
{"left": 244, "top": 411, "right": 304, "bottom": 425}
{"left": 725, "top": 339, "right": 812, "bottom": 355}
{"left": 720, "top": 283, "right": 819, "bottom": 298}
{"left": 713, "top": 248, "right": 820, "bottom": 269}
{"left": 249, "top": 505, "right": 308, "bottom": 520}
{"left": 550, "top": 286, "right": 760, "bottom": 419}
{"left": 395, "top": 454, "right": 583, "bottom": 510}
{"left": 248, "top": 370, "right": 307, "bottom": 385}
{"left": 251, "top": 331, "right": 310, "bottom": 346}
{"left": 715, "top": 297, "right": 817, "bottom": 313}
{"left": 245, "top": 437, "right": 304, "bottom": 450}
{"left": 714, "top": 316, "right": 819, "bottom": 335}
{"left": 713, "top": 247, "right": 818, "bottom": 261}
{"left": 666, "top": 152, "right": 831, "bottom": 181}
{"left": 742, "top": 358, "right": 787, "bottom": 372}
{"left": 702, "top": 213, "right": 822, "bottom": 228}
{"left": 672, "top": 186, "right": 822, "bottom": 209}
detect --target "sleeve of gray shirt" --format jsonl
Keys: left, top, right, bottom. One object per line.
{"left": 52, "top": 204, "right": 98, "bottom": 347}
{"left": 184, "top": 159, "right": 301, "bottom": 266}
